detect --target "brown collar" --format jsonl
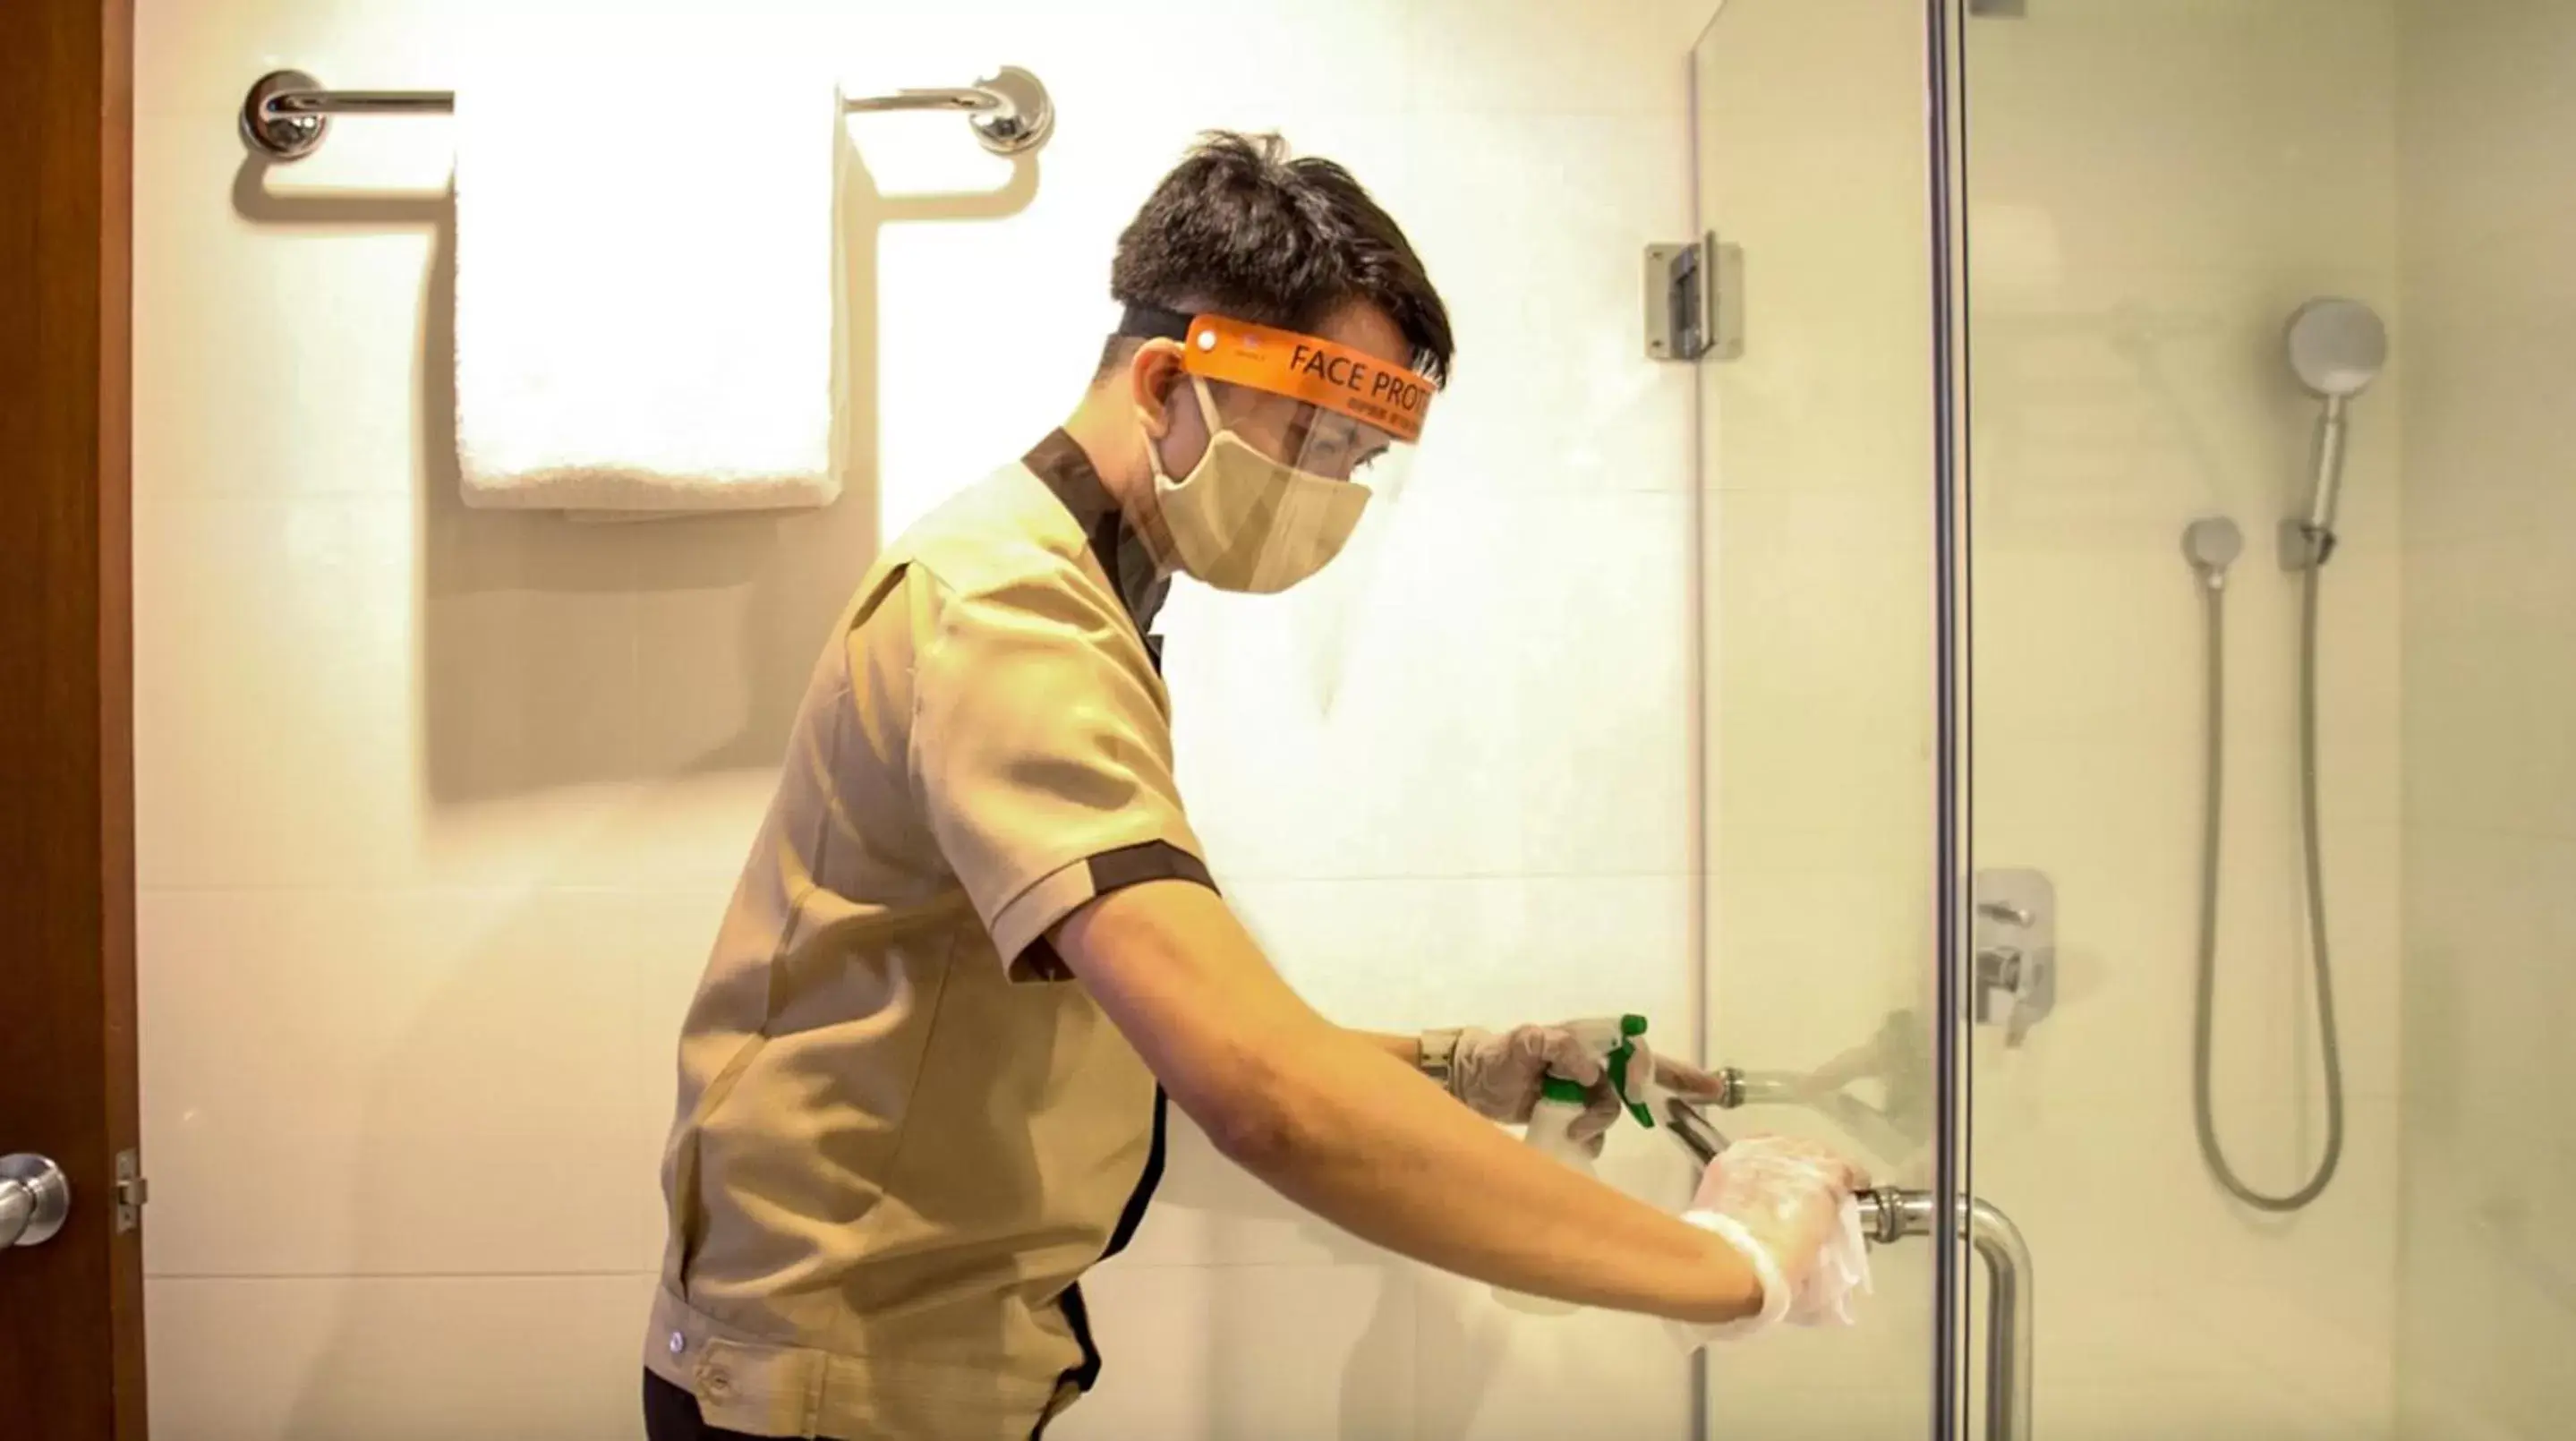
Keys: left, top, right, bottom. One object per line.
{"left": 1023, "top": 430, "right": 1168, "bottom": 639}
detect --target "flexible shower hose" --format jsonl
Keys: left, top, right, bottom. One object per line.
{"left": 2190, "top": 567, "right": 2346, "bottom": 1212}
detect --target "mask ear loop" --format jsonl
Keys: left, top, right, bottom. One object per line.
{"left": 1156, "top": 371, "right": 1248, "bottom": 488}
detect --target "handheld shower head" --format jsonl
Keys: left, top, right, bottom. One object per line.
{"left": 2286, "top": 298, "right": 2387, "bottom": 400}
{"left": 2282, "top": 297, "right": 2387, "bottom": 569}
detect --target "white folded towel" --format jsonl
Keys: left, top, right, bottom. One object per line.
{"left": 452, "top": 68, "right": 841, "bottom": 513}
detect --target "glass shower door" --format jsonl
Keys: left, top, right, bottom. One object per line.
{"left": 1953, "top": 4, "right": 2566, "bottom": 1438}
{"left": 1687, "top": 2, "right": 1965, "bottom": 1436}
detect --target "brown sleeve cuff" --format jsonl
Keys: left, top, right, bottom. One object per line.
{"left": 1002, "top": 840, "right": 1218, "bottom": 983}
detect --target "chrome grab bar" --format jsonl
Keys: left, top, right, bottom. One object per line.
{"left": 1664, "top": 1098, "right": 2034, "bottom": 1441}
{"left": 239, "top": 64, "right": 1056, "bottom": 163}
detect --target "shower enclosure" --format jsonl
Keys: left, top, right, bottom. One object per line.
{"left": 1686, "top": 1, "right": 2572, "bottom": 1437}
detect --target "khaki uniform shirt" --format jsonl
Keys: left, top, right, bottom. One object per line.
{"left": 644, "top": 433, "right": 1212, "bottom": 1439}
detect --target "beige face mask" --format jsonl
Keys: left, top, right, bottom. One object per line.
{"left": 1146, "top": 375, "right": 1371, "bottom": 595}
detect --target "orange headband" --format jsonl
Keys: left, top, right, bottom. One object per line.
{"left": 1179, "top": 315, "right": 1435, "bottom": 444}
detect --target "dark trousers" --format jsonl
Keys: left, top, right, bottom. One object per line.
{"left": 645, "top": 1370, "right": 832, "bottom": 1441}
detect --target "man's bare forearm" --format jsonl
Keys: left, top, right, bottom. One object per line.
{"left": 1053, "top": 885, "right": 1762, "bottom": 1324}
{"left": 1352, "top": 1029, "right": 1421, "bottom": 1069}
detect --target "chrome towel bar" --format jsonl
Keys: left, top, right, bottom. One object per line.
{"left": 239, "top": 64, "right": 1054, "bottom": 163}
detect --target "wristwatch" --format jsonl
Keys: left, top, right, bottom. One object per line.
{"left": 1416, "top": 1027, "right": 1462, "bottom": 1094}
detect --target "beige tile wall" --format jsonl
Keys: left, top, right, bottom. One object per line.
{"left": 156, "top": 3, "right": 2573, "bottom": 1437}
{"left": 2393, "top": 3, "right": 2576, "bottom": 1437}
{"left": 132, "top": 1, "right": 1727, "bottom": 1437}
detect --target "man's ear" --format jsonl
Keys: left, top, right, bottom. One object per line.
{"left": 1130, "top": 339, "right": 1188, "bottom": 439}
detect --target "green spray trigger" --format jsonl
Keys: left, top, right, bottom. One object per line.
{"left": 1538, "top": 1074, "right": 1592, "bottom": 1105}
{"left": 1607, "top": 1013, "right": 1654, "bottom": 1129}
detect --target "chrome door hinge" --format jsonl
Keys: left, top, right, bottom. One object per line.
{"left": 115, "top": 1148, "right": 148, "bottom": 1234}
{"left": 1643, "top": 234, "right": 1744, "bottom": 362}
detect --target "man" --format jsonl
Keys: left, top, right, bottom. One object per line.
{"left": 644, "top": 132, "right": 1866, "bottom": 1441}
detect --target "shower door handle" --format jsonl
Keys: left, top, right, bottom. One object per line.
{"left": 1863, "top": 1189, "right": 2034, "bottom": 1441}
{"left": 1662, "top": 1100, "right": 2034, "bottom": 1441}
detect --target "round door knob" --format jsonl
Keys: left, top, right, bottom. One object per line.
{"left": 0, "top": 1154, "right": 71, "bottom": 1249}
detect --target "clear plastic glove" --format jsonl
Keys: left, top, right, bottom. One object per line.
{"left": 1447, "top": 1022, "right": 1729, "bottom": 1152}
{"left": 1677, "top": 1134, "right": 1872, "bottom": 1342}
{"left": 1447, "top": 1024, "right": 1604, "bottom": 1125}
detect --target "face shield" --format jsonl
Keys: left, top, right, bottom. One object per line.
{"left": 1121, "top": 309, "right": 1437, "bottom": 725}
{"left": 1130, "top": 310, "right": 1434, "bottom": 597}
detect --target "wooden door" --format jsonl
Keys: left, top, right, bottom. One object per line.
{"left": 0, "top": 1, "right": 144, "bottom": 1437}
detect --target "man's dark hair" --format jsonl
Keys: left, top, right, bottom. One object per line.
{"left": 1096, "top": 132, "right": 1454, "bottom": 387}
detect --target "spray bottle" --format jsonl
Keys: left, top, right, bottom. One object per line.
{"left": 1519, "top": 1014, "right": 1657, "bottom": 1169}
{"left": 1495, "top": 1014, "right": 1657, "bottom": 1315}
